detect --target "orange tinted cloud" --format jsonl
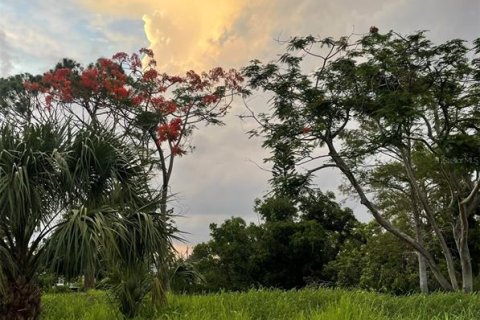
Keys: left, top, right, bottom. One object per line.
{"left": 78, "top": 0, "right": 155, "bottom": 18}
{"left": 76, "top": 0, "right": 299, "bottom": 72}
{"left": 142, "top": 1, "right": 247, "bottom": 72}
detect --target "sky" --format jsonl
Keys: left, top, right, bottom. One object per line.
{"left": 1, "top": 0, "right": 479, "bottom": 252}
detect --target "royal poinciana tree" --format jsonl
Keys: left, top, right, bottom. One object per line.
{"left": 20, "top": 49, "right": 243, "bottom": 299}
{"left": 243, "top": 30, "right": 480, "bottom": 292}
{"left": 25, "top": 49, "right": 244, "bottom": 218}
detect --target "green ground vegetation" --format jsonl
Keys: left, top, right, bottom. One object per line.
{"left": 41, "top": 289, "right": 480, "bottom": 320}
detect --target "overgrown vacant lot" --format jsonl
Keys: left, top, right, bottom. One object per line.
{"left": 42, "top": 289, "right": 480, "bottom": 319}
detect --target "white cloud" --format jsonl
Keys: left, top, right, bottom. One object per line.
{"left": 0, "top": 29, "right": 13, "bottom": 77}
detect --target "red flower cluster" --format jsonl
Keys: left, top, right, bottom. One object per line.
{"left": 112, "top": 52, "right": 129, "bottom": 61}
{"left": 224, "top": 68, "right": 244, "bottom": 91}
{"left": 114, "top": 87, "right": 129, "bottom": 99}
{"left": 157, "top": 118, "right": 182, "bottom": 142}
{"left": 202, "top": 94, "right": 219, "bottom": 104}
{"left": 171, "top": 145, "right": 186, "bottom": 156}
{"left": 151, "top": 97, "right": 177, "bottom": 114}
{"left": 23, "top": 47, "right": 244, "bottom": 161}
{"left": 208, "top": 67, "right": 225, "bottom": 81}
{"left": 131, "top": 95, "right": 144, "bottom": 106}
{"left": 42, "top": 68, "right": 73, "bottom": 103}
{"left": 167, "top": 76, "right": 184, "bottom": 84}
{"left": 81, "top": 68, "right": 100, "bottom": 91}
{"left": 143, "top": 69, "right": 158, "bottom": 81}
{"left": 23, "top": 81, "right": 41, "bottom": 92}
{"left": 95, "top": 58, "right": 128, "bottom": 97}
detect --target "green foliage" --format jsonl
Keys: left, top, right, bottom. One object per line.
{"left": 0, "top": 121, "right": 173, "bottom": 319}
{"left": 188, "top": 191, "right": 360, "bottom": 292}
{"left": 255, "top": 196, "right": 297, "bottom": 222}
{"left": 243, "top": 29, "right": 480, "bottom": 292}
{"left": 37, "top": 273, "right": 58, "bottom": 292}
{"left": 0, "top": 74, "right": 40, "bottom": 122}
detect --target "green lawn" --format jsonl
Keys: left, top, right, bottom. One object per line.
{"left": 41, "top": 288, "right": 480, "bottom": 319}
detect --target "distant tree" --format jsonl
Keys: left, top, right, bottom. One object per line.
{"left": 190, "top": 190, "right": 360, "bottom": 291}
{"left": 326, "top": 223, "right": 426, "bottom": 294}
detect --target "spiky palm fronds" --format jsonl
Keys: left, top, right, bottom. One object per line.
{"left": 0, "top": 121, "right": 174, "bottom": 319}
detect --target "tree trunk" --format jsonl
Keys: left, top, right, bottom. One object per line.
{"left": 83, "top": 271, "right": 95, "bottom": 290}
{"left": 455, "top": 203, "right": 473, "bottom": 293}
{"left": 413, "top": 203, "right": 428, "bottom": 293}
{"left": 401, "top": 149, "right": 459, "bottom": 290}
{"left": 326, "top": 140, "right": 453, "bottom": 291}
{"left": 0, "top": 277, "right": 41, "bottom": 320}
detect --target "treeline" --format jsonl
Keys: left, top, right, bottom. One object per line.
{"left": 174, "top": 190, "right": 480, "bottom": 294}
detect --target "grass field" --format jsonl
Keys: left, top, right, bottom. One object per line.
{"left": 41, "top": 288, "right": 480, "bottom": 319}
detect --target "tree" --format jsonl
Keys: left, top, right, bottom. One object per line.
{"left": 24, "top": 49, "right": 244, "bottom": 218}
{"left": 326, "top": 223, "right": 429, "bottom": 294}
{"left": 243, "top": 30, "right": 480, "bottom": 292}
{"left": 189, "top": 190, "right": 359, "bottom": 291}
{"left": 21, "top": 48, "right": 244, "bottom": 293}
{"left": 0, "top": 122, "right": 169, "bottom": 319}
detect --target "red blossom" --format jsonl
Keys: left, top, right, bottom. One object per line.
{"left": 168, "top": 76, "right": 184, "bottom": 84}
{"left": 186, "top": 70, "right": 203, "bottom": 89}
{"left": 143, "top": 69, "right": 158, "bottom": 81}
{"left": 23, "top": 81, "right": 41, "bottom": 91}
{"left": 151, "top": 97, "right": 165, "bottom": 109}
{"left": 148, "top": 59, "right": 157, "bottom": 67}
{"left": 170, "top": 118, "right": 182, "bottom": 129}
{"left": 81, "top": 68, "right": 100, "bottom": 91}
{"left": 113, "top": 86, "right": 129, "bottom": 99}
{"left": 302, "top": 127, "right": 312, "bottom": 134}
{"left": 152, "top": 97, "right": 178, "bottom": 113}
{"left": 157, "top": 118, "right": 182, "bottom": 142}
{"left": 131, "top": 95, "right": 144, "bottom": 106}
{"left": 60, "top": 85, "right": 73, "bottom": 102}
{"left": 24, "top": 48, "right": 244, "bottom": 159}
{"left": 224, "top": 69, "right": 244, "bottom": 90}
{"left": 42, "top": 68, "right": 71, "bottom": 86}
{"left": 171, "top": 145, "right": 186, "bottom": 156}
{"left": 202, "top": 94, "right": 219, "bottom": 104}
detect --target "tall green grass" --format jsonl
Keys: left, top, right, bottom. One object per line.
{"left": 41, "top": 288, "right": 480, "bottom": 319}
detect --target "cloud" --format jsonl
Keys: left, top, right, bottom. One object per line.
{"left": 1, "top": 0, "right": 147, "bottom": 76}
{"left": 0, "top": 29, "right": 13, "bottom": 77}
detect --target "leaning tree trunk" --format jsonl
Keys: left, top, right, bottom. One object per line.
{"left": 413, "top": 198, "right": 428, "bottom": 293}
{"left": 0, "top": 277, "right": 41, "bottom": 320}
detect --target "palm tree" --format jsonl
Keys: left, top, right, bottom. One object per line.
{"left": 0, "top": 121, "right": 171, "bottom": 319}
